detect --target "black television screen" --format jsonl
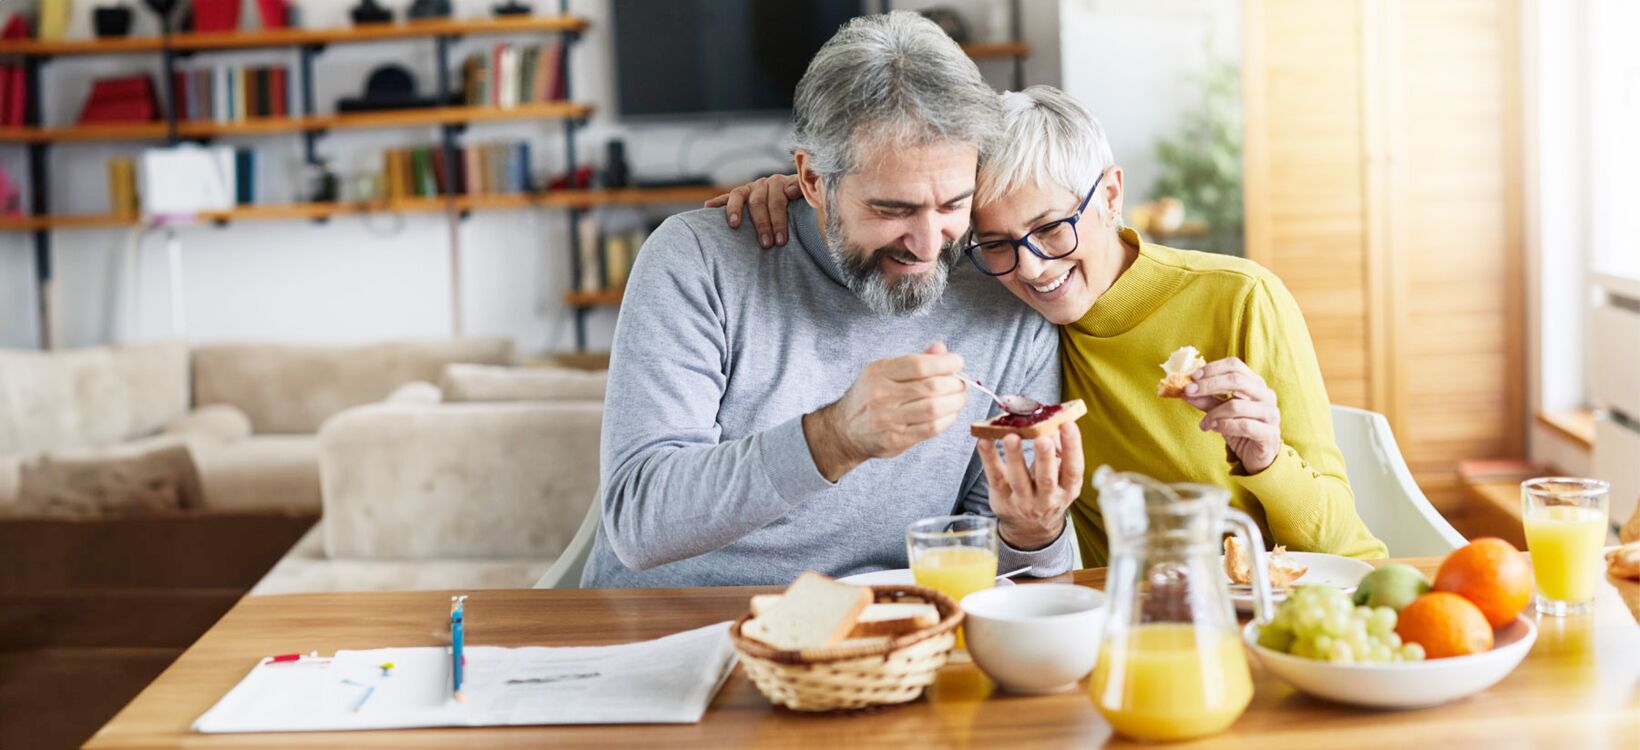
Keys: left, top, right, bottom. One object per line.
{"left": 611, "top": 0, "right": 866, "bottom": 119}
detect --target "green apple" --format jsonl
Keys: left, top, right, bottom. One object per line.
{"left": 1352, "top": 564, "right": 1432, "bottom": 611}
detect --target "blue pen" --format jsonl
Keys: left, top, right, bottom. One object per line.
{"left": 450, "top": 594, "right": 468, "bottom": 702}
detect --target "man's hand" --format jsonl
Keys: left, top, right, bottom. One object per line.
{"left": 1181, "top": 357, "right": 1282, "bottom": 474}
{"left": 803, "top": 343, "right": 967, "bottom": 482}
{"left": 704, "top": 174, "right": 802, "bottom": 249}
{"left": 977, "top": 422, "right": 1082, "bottom": 550}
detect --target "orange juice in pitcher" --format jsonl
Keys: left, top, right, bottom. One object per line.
{"left": 1087, "top": 467, "right": 1274, "bottom": 742}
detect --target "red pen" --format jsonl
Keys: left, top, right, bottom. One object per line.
{"left": 270, "top": 653, "right": 303, "bottom": 663}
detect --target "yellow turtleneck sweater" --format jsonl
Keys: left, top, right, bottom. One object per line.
{"left": 1065, "top": 229, "right": 1388, "bottom": 566}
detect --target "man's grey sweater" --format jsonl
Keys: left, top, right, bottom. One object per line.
{"left": 581, "top": 201, "right": 1072, "bottom": 588}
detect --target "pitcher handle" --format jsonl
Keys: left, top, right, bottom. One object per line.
{"left": 1223, "top": 508, "right": 1275, "bottom": 625}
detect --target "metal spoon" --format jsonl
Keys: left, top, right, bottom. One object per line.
{"left": 957, "top": 372, "right": 1043, "bottom": 416}
{"left": 996, "top": 565, "right": 1032, "bottom": 581}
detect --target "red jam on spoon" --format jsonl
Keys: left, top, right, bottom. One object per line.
{"left": 988, "top": 403, "right": 1062, "bottom": 428}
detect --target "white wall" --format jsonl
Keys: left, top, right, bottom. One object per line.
{"left": 1057, "top": 0, "right": 1239, "bottom": 203}
{"left": 0, "top": 0, "right": 1059, "bottom": 351}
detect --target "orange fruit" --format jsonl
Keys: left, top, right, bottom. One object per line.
{"left": 1433, "top": 538, "right": 1532, "bottom": 628}
{"left": 1396, "top": 592, "right": 1494, "bottom": 658}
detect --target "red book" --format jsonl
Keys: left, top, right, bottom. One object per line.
{"left": 255, "top": 0, "right": 287, "bottom": 30}
{"left": 268, "top": 67, "right": 287, "bottom": 117}
{"left": 171, "top": 71, "right": 189, "bottom": 120}
{"left": 430, "top": 147, "right": 450, "bottom": 194}
{"left": 79, "top": 99, "right": 157, "bottom": 123}
{"left": 8, "top": 66, "right": 26, "bottom": 126}
{"left": 193, "top": 0, "right": 242, "bottom": 32}
{"left": 0, "top": 67, "right": 10, "bottom": 128}
{"left": 88, "top": 76, "right": 154, "bottom": 100}
{"left": 491, "top": 45, "right": 506, "bottom": 107}
{"left": 1, "top": 15, "right": 30, "bottom": 40}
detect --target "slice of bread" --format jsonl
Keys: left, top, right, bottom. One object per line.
{"left": 750, "top": 595, "right": 938, "bottom": 637}
{"left": 970, "top": 399, "right": 1087, "bottom": 441}
{"left": 742, "top": 572, "right": 872, "bottom": 651}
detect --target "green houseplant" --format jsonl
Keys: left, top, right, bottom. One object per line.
{"left": 1149, "top": 63, "right": 1244, "bottom": 255}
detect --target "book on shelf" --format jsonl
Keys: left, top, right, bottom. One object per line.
{"left": 461, "top": 40, "right": 565, "bottom": 108}
{"left": 108, "top": 157, "right": 138, "bottom": 217}
{"left": 576, "top": 213, "right": 601, "bottom": 294}
{"left": 382, "top": 141, "right": 535, "bottom": 199}
{"left": 173, "top": 64, "right": 292, "bottom": 122}
{"left": 137, "top": 145, "right": 258, "bottom": 215}
{"left": 78, "top": 75, "right": 160, "bottom": 124}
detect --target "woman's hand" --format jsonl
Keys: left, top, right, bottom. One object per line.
{"left": 704, "top": 174, "right": 802, "bottom": 248}
{"left": 977, "top": 422, "right": 1083, "bottom": 550}
{"left": 1182, "top": 357, "right": 1282, "bottom": 474}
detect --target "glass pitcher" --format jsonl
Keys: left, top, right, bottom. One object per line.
{"left": 1088, "top": 467, "right": 1275, "bottom": 742}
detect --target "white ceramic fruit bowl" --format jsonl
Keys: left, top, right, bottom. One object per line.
{"left": 1242, "top": 615, "right": 1537, "bottom": 708}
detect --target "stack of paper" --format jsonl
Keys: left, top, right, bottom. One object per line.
{"left": 193, "top": 622, "right": 738, "bottom": 733}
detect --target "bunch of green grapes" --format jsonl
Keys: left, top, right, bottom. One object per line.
{"left": 1256, "top": 585, "right": 1426, "bottom": 663}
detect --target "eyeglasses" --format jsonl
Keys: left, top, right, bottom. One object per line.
{"left": 963, "top": 174, "right": 1103, "bottom": 277}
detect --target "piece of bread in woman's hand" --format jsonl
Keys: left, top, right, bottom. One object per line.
{"left": 1157, "top": 346, "right": 1207, "bottom": 398}
{"left": 970, "top": 399, "right": 1086, "bottom": 441}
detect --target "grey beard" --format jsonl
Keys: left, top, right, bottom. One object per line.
{"left": 823, "top": 200, "right": 959, "bottom": 317}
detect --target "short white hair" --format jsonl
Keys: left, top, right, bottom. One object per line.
{"left": 976, "top": 86, "right": 1114, "bottom": 207}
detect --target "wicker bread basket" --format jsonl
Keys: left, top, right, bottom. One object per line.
{"left": 729, "top": 584, "right": 963, "bottom": 712}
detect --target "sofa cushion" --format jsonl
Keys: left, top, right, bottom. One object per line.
{"left": 0, "top": 340, "right": 190, "bottom": 456}
{"left": 161, "top": 404, "right": 254, "bottom": 443}
{"left": 191, "top": 435, "right": 321, "bottom": 513}
{"left": 318, "top": 401, "right": 600, "bottom": 560}
{"left": 439, "top": 364, "right": 607, "bottom": 403}
{"left": 4, "top": 435, "right": 202, "bottom": 517}
{"left": 190, "top": 338, "right": 514, "bottom": 434}
{"left": 249, "top": 528, "right": 550, "bottom": 594}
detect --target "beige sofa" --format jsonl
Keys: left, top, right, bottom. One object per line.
{"left": 250, "top": 364, "right": 606, "bottom": 594}
{"left": 0, "top": 338, "right": 515, "bottom": 516}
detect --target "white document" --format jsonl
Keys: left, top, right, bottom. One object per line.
{"left": 192, "top": 622, "right": 738, "bottom": 733}
{"left": 139, "top": 145, "right": 235, "bottom": 216}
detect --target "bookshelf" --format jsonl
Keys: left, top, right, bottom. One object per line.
{"left": 2, "top": 7, "right": 1034, "bottom": 351}
{"left": 0, "top": 184, "right": 729, "bottom": 231}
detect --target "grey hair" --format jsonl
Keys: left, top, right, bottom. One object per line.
{"left": 976, "top": 86, "right": 1115, "bottom": 208}
{"left": 791, "top": 11, "right": 1000, "bottom": 182}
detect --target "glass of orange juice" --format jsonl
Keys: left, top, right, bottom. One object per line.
{"left": 907, "top": 515, "right": 998, "bottom": 647}
{"left": 1522, "top": 477, "right": 1610, "bottom": 616}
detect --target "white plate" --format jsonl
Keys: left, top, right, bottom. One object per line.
{"left": 1243, "top": 615, "right": 1537, "bottom": 708}
{"left": 1220, "top": 552, "right": 1374, "bottom": 610}
{"left": 838, "top": 568, "right": 1016, "bottom": 588}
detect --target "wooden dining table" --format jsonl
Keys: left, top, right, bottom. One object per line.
{"left": 85, "top": 557, "right": 1640, "bottom": 749}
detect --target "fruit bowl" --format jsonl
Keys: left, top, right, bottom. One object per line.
{"left": 1242, "top": 615, "right": 1537, "bottom": 708}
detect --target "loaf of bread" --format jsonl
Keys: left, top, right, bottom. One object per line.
{"left": 750, "top": 595, "right": 938, "bottom": 637}
{"left": 969, "top": 399, "right": 1086, "bottom": 441}
{"left": 740, "top": 572, "right": 872, "bottom": 651}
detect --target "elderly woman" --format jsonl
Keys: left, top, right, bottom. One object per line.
{"left": 714, "top": 86, "right": 1387, "bottom": 566}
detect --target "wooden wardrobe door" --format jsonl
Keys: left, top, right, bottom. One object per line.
{"left": 1243, "top": 0, "right": 1525, "bottom": 508}
{"left": 1242, "top": 0, "right": 1376, "bottom": 410}
{"left": 1381, "top": 0, "right": 1526, "bottom": 505}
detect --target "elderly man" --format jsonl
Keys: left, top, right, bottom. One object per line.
{"left": 580, "top": 13, "right": 1076, "bottom": 588}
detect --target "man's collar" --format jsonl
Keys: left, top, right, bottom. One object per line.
{"left": 791, "top": 200, "right": 849, "bottom": 288}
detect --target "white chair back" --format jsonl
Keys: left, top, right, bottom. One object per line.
{"left": 1331, "top": 405, "right": 1466, "bottom": 556}
{"left": 534, "top": 491, "right": 600, "bottom": 589}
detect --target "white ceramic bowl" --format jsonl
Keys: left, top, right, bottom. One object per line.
{"left": 1242, "top": 615, "right": 1537, "bottom": 708}
{"left": 961, "top": 584, "right": 1106, "bottom": 694}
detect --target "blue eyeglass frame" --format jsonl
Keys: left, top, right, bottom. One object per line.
{"left": 963, "top": 173, "right": 1104, "bottom": 277}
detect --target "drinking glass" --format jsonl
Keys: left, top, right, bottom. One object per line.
{"left": 1522, "top": 477, "right": 1610, "bottom": 616}
{"left": 907, "top": 515, "right": 998, "bottom": 648}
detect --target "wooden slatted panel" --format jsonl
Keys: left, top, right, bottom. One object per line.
{"left": 1243, "top": 0, "right": 1374, "bottom": 409}
{"left": 1385, "top": 0, "right": 1524, "bottom": 506}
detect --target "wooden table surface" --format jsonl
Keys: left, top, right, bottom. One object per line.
{"left": 85, "top": 558, "right": 1640, "bottom": 749}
